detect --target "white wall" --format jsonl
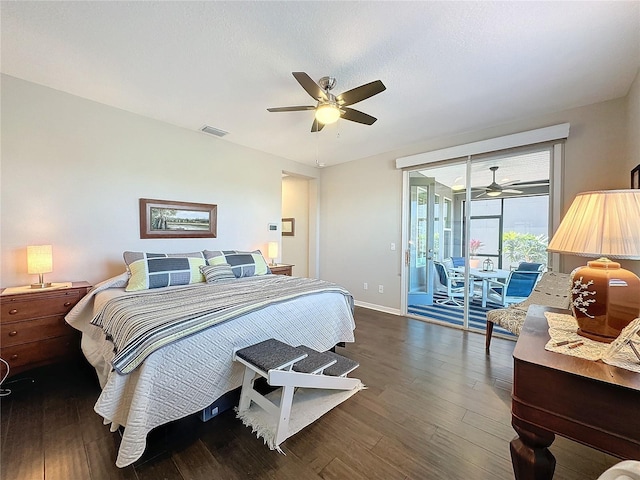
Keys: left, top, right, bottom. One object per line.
{"left": 1, "top": 75, "right": 318, "bottom": 287}
{"left": 627, "top": 68, "right": 640, "bottom": 172}
{"left": 320, "top": 93, "right": 637, "bottom": 312}
{"left": 281, "top": 175, "right": 310, "bottom": 277}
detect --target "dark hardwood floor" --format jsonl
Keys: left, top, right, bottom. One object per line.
{"left": 1, "top": 307, "right": 619, "bottom": 479}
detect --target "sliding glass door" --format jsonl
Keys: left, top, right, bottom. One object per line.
{"left": 403, "top": 147, "right": 552, "bottom": 332}
{"left": 405, "top": 165, "right": 470, "bottom": 326}
{"left": 407, "top": 173, "right": 435, "bottom": 306}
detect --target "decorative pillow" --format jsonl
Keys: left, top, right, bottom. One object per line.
{"left": 200, "top": 263, "right": 236, "bottom": 283}
{"left": 123, "top": 251, "right": 206, "bottom": 291}
{"left": 203, "top": 250, "right": 269, "bottom": 278}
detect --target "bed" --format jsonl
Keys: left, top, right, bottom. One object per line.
{"left": 65, "top": 253, "right": 356, "bottom": 468}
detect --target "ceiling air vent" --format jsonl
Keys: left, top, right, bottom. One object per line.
{"left": 200, "top": 125, "right": 229, "bottom": 137}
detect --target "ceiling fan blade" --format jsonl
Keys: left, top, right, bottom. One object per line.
{"left": 499, "top": 180, "right": 521, "bottom": 187}
{"left": 293, "top": 72, "right": 328, "bottom": 101}
{"left": 267, "top": 106, "right": 316, "bottom": 112}
{"left": 513, "top": 180, "right": 550, "bottom": 187}
{"left": 341, "top": 107, "right": 377, "bottom": 125}
{"left": 502, "top": 189, "right": 523, "bottom": 194}
{"left": 337, "top": 80, "right": 386, "bottom": 106}
{"left": 311, "top": 118, "right": 325, "bottom": 132}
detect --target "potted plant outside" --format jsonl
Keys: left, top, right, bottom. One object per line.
{"left": 469, "top": 239, "right": 484, "bottom": 268}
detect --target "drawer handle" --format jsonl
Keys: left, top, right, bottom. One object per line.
{"left": 64, "top": 302, "right": 72, "bottom": 307}
{"left": 8, "top": 331, "right": 18, "bottom": 337}
{"left": 9, "top": 309, "right": 18, "bottom": 315}
{"left": 10, "top": 354, "right": 18, "bottom": 360}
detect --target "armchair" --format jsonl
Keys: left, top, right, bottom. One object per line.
{"left": 485, "top": 271, "right": 572, "bottom": 352}
{"left": 484, "top": 270, "right": 542, "bottom": 308}
{"left": 434, "top": 261, "right": 471, "bottom": 307}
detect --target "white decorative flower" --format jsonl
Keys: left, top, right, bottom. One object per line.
{"left": 572, "top": 276, "right": 596, "bottom": 318}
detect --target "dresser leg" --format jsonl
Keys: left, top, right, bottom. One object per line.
{"left": 510, "top": 420, "right": 556, "bottom": 480}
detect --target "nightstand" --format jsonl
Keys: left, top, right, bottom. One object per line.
{"left": 269, "top": 264, "right": 294, "bottom": 276}
{"left": 0, "top": 281, "right": 91, "bottom": 377}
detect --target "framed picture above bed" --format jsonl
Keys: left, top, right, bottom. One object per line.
{"left": 139, "top": 198, "right": 217, "bottom": 239}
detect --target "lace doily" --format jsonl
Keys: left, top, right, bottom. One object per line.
{"left": 544, "top": 312, "right": 640, "bottom": 373}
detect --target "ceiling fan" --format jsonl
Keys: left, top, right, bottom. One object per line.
{"left": 267, "top": 72, "right": 386, "bottom": 132}
{"left": 476, "top": 166, "right": 523, "bottom": 198}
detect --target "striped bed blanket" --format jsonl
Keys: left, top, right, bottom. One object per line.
{"left": 91, "top": 275, "right": 353, "bottom": 375}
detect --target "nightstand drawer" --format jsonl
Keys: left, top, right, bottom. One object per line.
{"left": 0, "top": 334, "right": 80, "bottom": 372}
{"left": 1, "top": 315, "right": 70, "bottom": 347}
{"left": 270, "top": 264, "right": 293, "bottom": 276}
{"left": 1, "top": 289, "right": 82, "bottom": 321}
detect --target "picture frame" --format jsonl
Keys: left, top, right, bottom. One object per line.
{"left": 282, "top": 217, "right": 295, "bottom": 237}
{"left": 139, "top": 198, "right": 217, "bottom": 239}
{"left": 632, "top": 164, "right": 640, "bottom": 189}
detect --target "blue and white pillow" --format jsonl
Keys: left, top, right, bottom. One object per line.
{"left": 123, "top": 251, "right": 206, "bottom": 291}
{"left": 203, "top": 250, "right": 270, "bottom": 278}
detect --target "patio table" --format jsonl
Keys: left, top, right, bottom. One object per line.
{"left": 453, "top": 267, "right": 511, "bottom": 307}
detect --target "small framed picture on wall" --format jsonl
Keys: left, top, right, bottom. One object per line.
{"left": 632, "top": 164, "right": 640, "bottom": 189}
{"left": 282, "top": 218, "right": 295, "bottom": 236}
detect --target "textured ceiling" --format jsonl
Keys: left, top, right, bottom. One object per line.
{"left": 2, "top": 1, "right": 639, "bottom": 167}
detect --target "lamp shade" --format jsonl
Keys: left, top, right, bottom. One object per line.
{"left": 27, "top": 245, "right": 53, "bottom": 274}
{"left": 547, "top": 190, "right": 640, "bottom": 342}
{"left": 315, "top": 103, "right": 340, "bottom": 125}
{"left": 268, "top": 242, "right": 278, "bottom": 266}
{"left": 547, "top": 189, "right": 640, "bottom": 259}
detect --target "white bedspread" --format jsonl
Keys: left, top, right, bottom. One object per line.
{"left": 66, "top": 274, "right": 356, "bottom": 467}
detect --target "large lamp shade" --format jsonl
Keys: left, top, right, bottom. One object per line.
{"left": 547, "top": 190, "right": 640, "bottom": 342}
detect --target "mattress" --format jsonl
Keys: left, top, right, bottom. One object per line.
{"left": 66, "top": 273, "right": 356, "bottom": 467}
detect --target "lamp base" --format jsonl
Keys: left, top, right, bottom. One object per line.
{"left": 30, "top": 282, "right": 52, "bottom": 289}
{"left": 571, "top": 258, "right": 640, "bottom": 343}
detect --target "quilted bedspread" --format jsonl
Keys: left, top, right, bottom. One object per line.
{"left": 66, "top": 274, "right": 356, "bottom": 467}
{"left": 92, "top": 275, "right": 353, "bottom": 374}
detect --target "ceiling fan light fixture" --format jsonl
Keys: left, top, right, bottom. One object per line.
{"left": 315, "top": 103, "right": 341, "bottom": 125}
{"left": 487, "top": 191, "right": 502, "bottom": 197}
{"left": 451, "top": 177, "right": 465, "bottom": 191}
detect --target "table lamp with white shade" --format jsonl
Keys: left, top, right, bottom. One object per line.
{"left": 268, "top": 242, "right": 279, "bottom": 266}
{"left": 547, "top": 189, "right": 640, "bottom": 342}
{"left": 27, "top": 244, "right": 53, "bottom": 289}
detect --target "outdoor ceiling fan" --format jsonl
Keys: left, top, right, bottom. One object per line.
{"left": 267, "top": 72, "right": 386, "bottom": 132}
{"left": 476, "top": 166, "right": 523, "bottom": 198}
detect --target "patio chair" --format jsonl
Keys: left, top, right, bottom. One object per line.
{"left": 485, "top": 271, "right": 572, "bottom": 352}
{"left": 484, "top": 270, "right": 542, "bottom": 308}
{"left": 450, "top": 256, "right": 465, "bottom": 267}
{"left": 434, "top": 261, "right": 471, "bottom": 307}
{"left": 516, "top": 262, "right": 544, "bottom": 272}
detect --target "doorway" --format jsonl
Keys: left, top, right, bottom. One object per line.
{"left": 281, "top": 173, "right": 316, "bottom": 278}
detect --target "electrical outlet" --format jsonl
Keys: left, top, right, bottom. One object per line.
{"left": 363, "top": 282, "right": 368, "bottom": 290}
{"left": 390, "top": 243, "right": 396, "bottom": 251}
{"left": 378, "top": 285, "right": 384, "bottom": 293}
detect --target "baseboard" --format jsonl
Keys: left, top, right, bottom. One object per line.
{"left": 353, "top": 300, "right": 402, "bottom": 316}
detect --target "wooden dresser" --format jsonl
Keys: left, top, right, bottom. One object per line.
{"left": 269, "top": 264, "right": 294, "bottom": 276}
{"left": 1, "top": 281, "right": 91, "bottom": 377}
